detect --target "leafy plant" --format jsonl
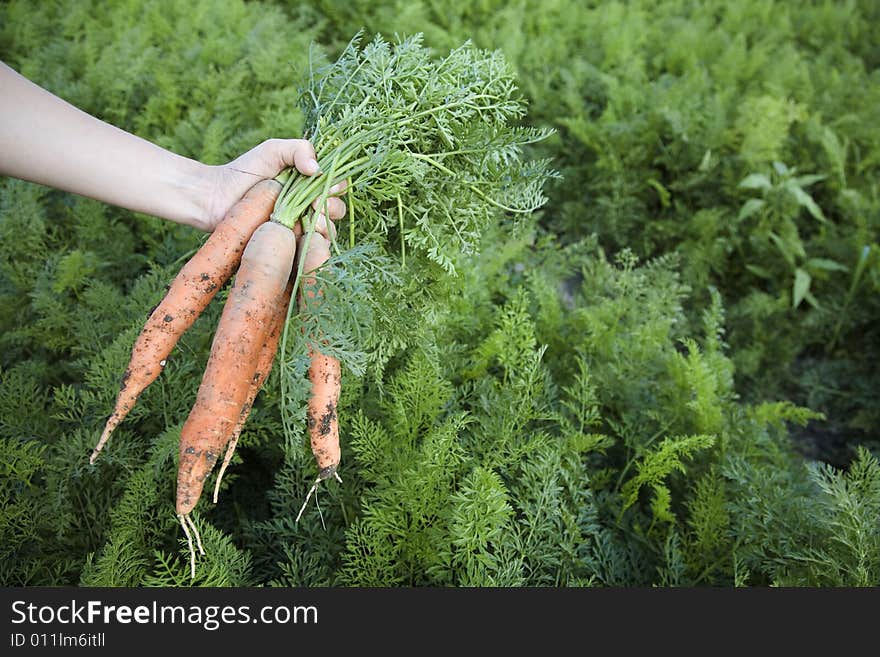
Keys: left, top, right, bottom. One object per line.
{"left": 737, "top": 161, "right": 846, "bottom": 309}
{"left": 271, "top": 32, "right": 556, "bottom": 437}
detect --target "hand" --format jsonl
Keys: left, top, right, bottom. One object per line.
{"left": 0, "top": 62, "right": 346, "bottom": 238}
{"left": 202, "top": 139, "right": 348, "bottom": 240}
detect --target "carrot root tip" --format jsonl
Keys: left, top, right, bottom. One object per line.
{"left": 295, "top": 478, "right": 321, "bottom": 524}
{"left": 295, "top": 468, "right": 342, "bottom": 524}
{"left": 178, "top": 514, "right": 197, "bottom": 580}
{"left": 317, "top": 463, "right": 339, "bottom": 481}
{"left": 89, "top": 422, "right": 116, "bottom": 464}
{"left": 178, "top": 513, "right": 206, "bottom": 581}
{"left": 186, "top": 514, "right": 205, "bottom": 556}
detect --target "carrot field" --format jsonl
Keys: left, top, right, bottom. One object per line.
{"left": 1, "top": 0, "right": 878, "bottom": 587}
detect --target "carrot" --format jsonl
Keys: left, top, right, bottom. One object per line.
{"left": 176, "top": 220, "right": 297, "bottom": 518}
{"left": 306, "top": 347, "right": 342, "bottom": 479}
{"left": 175, "top": 219, "right": 296, "bottom": 578}
{"left": 89, "top": 179, "right": 281, "bottom": 465}
{"left": 294, "top": 233, "right": 343, "bottom": 522}
{"left": 212, "top": 278, "right": 294, "bottom": 504}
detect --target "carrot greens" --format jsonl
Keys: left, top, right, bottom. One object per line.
{"left": 271, "top": 33, "right": 556, "bottom": 442}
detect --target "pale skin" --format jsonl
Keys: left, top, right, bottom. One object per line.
{"left": 0, "top": 60, "right": 346, "bottom": 236}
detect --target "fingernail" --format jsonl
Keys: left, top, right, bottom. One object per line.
{"left": 308, "top": 159, "right": 322, "bottom": 174}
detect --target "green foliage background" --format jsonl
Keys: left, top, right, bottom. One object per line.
{"left": 1, "top": 0, "right": 878, "bottom": 586}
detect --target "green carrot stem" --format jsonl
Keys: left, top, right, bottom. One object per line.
{"left": 347, "top": 177, "right": 355, "bottom": 249}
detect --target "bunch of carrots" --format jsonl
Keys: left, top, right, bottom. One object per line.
{"left": 88, "top": 32, "right": 555, "bottom": 578}
{"left": 89, "top": 175, "right": 344, "bottom": 577}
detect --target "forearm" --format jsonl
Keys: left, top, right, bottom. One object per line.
{"left": 0, "top": 61, "right": 213, "bottom": 228}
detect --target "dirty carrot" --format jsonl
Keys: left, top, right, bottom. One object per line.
{"left": 176, "top": 220, "right": 297, "bottom": 519}
{"left": 89, "top": 179, "right": 281, "bottom": 464}
{"left": 212, "top": 278, "right": 294, "bottom": 504}
{"left": 306, "top": 349, "right": 342, "bottom": 479}
{"left": 294, "top": 233, "right": 343, "bottom": 522}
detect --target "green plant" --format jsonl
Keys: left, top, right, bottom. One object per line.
{"left": 737, "top": 160, "right": 847, "bottom": 309}
{"left": 1, "top": 0, "right": 878, "bottom": 589}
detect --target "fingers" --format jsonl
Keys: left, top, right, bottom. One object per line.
{"left": 329, "top": 180, "right": 348, "bottom": 196}
{"left": 295, "top": 233, "right": 331, "bottom": 284}
{"left": 232, "top": 139, "right": 348, "bottom": 243}
{"left": 313, "top": 212, "right": 337, "bottom": 242}
{"left": 260, "top": 140, "right": 348, "bottom": 216}
{"left": 228, "top": 138, "right": 321, "bottom": 180}
{"left": 310, "top": 180, "right": 347, "bottom": 242}
{"left": 311, "top": 195, "right": 347, "bottom": 221}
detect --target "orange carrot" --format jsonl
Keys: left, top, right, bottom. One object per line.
{"left": 212, "top": 278, "right": 294, "bottom": 504}
{"left": 175, "top": 220, "right": 297, "bottom": 518}
{"left": 295, "top": 233, "right": 343, "bottom": 522}
{"left": 306, "top": 347, "right": 342, "bottom": 480}
{"left": 89, "top": 179, "right": 281, "bottom": 464}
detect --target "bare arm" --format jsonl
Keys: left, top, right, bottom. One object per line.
{"left": 0, "top": 61, "right": 346, "bottom": 232}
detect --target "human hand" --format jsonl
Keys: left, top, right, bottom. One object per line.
{"left": 200, "top": 139, "right": 347, "bottom": 240}
{"left": 0, "top": 63, "right": 346, "bottom": 235}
